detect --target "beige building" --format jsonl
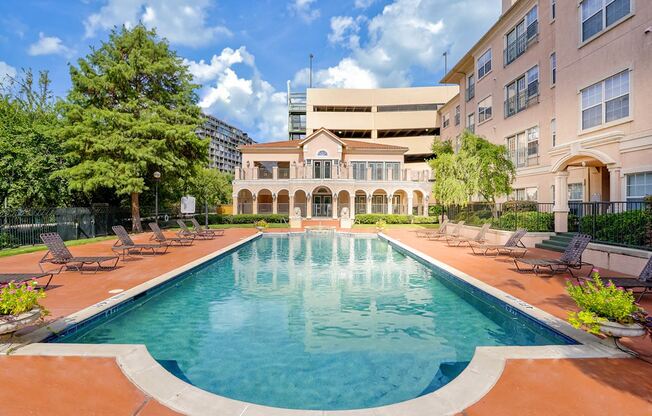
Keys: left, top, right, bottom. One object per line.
{"left": 306, "top": 86, "right": 459, "bottom": 171}
{"left": 233, "top": 128, "right": 432, "bottom": 219}
{"left": 439, "top": 0, "right": 652, "bottom": 229}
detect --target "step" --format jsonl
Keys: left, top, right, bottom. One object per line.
{"left": 535, "top": 242, "right": 566, "bottom": 253}
{"left": 548, "top": 235, "right": 575, "bottom": 243}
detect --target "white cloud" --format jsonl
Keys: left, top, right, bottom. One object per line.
{"left": 294, "top": 58, "right": 379, "bottom": 89}
{"left": 84, "top": 0, "right": 231, "bottom": 47}
{"left": 288, "top": 0, "right": 321, "bottom": 23}
{"left": 354, "top": 0, "right": 375, "bottom": 8}
{"left": 296, "top": 0, "right": 500, "bottom": 88}
{"left": 0, "top": 61, "right": 16, "bottom": 84}
{"left": 188, "top": 47, "right": 288, "bottom": 141}
{"left": 27, "top": 33, "right": 74, "bottom": 57}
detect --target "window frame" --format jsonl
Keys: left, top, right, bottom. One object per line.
{"left": 454, "top": 105, "right": 461, "bottom": 126}
{"left": 466, "top": 74, "right": 475, "bottom": 101}
{"left": 626, "top": 171, "right": 652, "bottom": 201}
{"left": 442, "top": 112, "right": 450, "bottom": 129}
{"left": 568, "top": 182, "right": 584, "bottom": 202}
{"left": 467, "top": 112, "right": 475, "bottom": 133}
{"left": 550, "top": 52, "right": 557, "bottom": 86}
{"left": 478, "top": 95, "right": 493, "bottom": 124}
{"left": 551, "top": 118, "right": 557, "bottom": 147}
{"left": 551, "top": 0, "right": 556, "bottom": 21}
{"left": 504, "top": 65, "right": 540, "bottom": 118}
{"left": 505, "top": 125, "right": 539, "bottom": 168}
{"left": 580, "top": 69, "right": 631, "bottom": 131}
{"left": 504, "top": 5, "right": 539, "bottom": 66}
{"left": 477, "top": 48, "right": 492, "bottom": 80}
{"left": 580, "top": 0, "right": 633, "bottom": 45}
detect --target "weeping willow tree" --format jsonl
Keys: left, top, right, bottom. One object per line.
{"left": 429, "top": 130, "right": 515, "bottom": 207}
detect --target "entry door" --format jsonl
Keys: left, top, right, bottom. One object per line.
{"left": 313, "top": 195, "right": 332, "bottom": 217}
{"left": 313, "top": 161, "right": 332, "bottom": 179}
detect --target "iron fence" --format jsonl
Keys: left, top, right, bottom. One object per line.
{"left": 438, "top": 202, "right": 555, "bottom": 232}
{"left": 568, "top": 201, "right": 652, "bottom": 250}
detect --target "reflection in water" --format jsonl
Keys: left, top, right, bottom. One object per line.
{"left": 58, "top": 234, "right": 571, "bottom": 410}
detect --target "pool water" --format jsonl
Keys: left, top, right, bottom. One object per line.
{"left": 55, "top": 234, "right": 572, "bottom": 410}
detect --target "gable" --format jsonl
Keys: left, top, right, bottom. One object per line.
{"left": 301, "top": 130, "right": 343, "bottom": 160}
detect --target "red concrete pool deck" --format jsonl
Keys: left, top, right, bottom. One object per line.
{"left": 1, "top": 227, "right": 651, "bottom": 415}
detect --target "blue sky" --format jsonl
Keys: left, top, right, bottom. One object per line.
{"left": 0, "top": 0, "right": 500, "bottom": 141}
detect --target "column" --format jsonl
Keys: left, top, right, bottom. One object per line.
{"left": 232, "top": 195, "right": 239, "bottom": 215}
{"left": 252, "top": 193, "right": 258, "bottom": 215}
{"left": 422, "top": 195, "right": 429, "bottom": 217}
{"left": 367, "top": 166, "right": 372, "bottom": 181}
{"left": 272, "top": 166, "right": 278, "bottom": 180}
{"left": 272, "top": 194, "right": 278, "bottom": 214}
{"left": 306, "top": 194, "right": 312, "bottom": 219}
{"left": 608, "top": 165, "right": 622, "bottom": 202}
{"left": 553, "top": 171, "right": 570, "bottom": 233}
{"left": 407, "top": 195, "right": 413, "bottom": 216}
{"left": 332, "top": 194, "right": 338, "bottom": 219}
{"left": 289, "top": 195, "right": 295, "bottom": 216}
{"left": 387, "top": 193, "right": 393, "bottom": 215}
{"left": 366, "top": 195, "right": 372, "bottom": 214}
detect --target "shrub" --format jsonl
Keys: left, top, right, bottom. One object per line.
{"left": 566, "top": 270, "right": 640, "bottom": 335}
{"left": 205, "top": 214, "right": 289, "bottom": 224}
{"left": 0, "top": 280, "right": 47, "bottom": 316}
{"left": 502, "top": 200, "right": 537, "bottom": 212}
{"left": 429, "top": 205, "right": 444, "bottom": 217}
{"left": 375, "top": 219, "right": 387, "bottom": 230}
{"left": 412, "top": 216, "right": 439, "bottom": 224}
{"left": 254, "top": 220, "right": 268, "bottom": 229}
{"left": 578, "top": 209, "right": 651, "bottom": 247}
{"left": 492, "top": 211, "right": 554, "bottom": 232}
{"left": 354, "top": 214, "right": 412, "bottom": 224}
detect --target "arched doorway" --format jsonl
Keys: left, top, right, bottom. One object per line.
{"left": 371, "top": 189, "right": 388, "bottom": 214}
{"left": 337, "top": 190, "right": 351, "bottom": 217}
{"left": 354, "top": 190, "right": 367, "bottom": 215}
{"left": 312, "top": 186, "right": 333, "bottom": 217}
{"left": 412, "top": 190, "right": 425, "bottom": 216}
{"left": 257, "top": 189, "right": 273, "bottom": 214}
{"left": 237, "top": 189, "right": 254, "bottom": 214}
{"left": 393, "top": 190, "right": 409, "bottom": 215}
{"left": 277, "top": 190, "right": 290, "bottom": 215}
{"left": 294, "top": 190, "right": 307, "bottom": 218}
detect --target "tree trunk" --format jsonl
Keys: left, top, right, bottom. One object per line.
{"left": 131, "top": 192, "right": 143, "bottom": 233}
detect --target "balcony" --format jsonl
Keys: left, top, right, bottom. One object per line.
{"left": 504, "top": 84, "right": 539, "bottom": 118}
{"left": 503, "top": 22, "right": 538, "bottom": 66}
{"left": 235, "top": 165, "right": 433, "bottom": 183}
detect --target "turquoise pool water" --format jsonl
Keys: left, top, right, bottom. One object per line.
{"left": 55, "top": 234, "right": 573, "bottom": 410}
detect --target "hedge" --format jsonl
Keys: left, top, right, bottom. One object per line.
{"left": 578, "top": 209, "right": 651, "bottom": 247}
{"left": 354, "top": 214, "right": 439, "bottom": 225}
{"left": 204, "top": 214, "right": 289, "bottom": 224}
{"left": 492, "top": 211, "right": 554, "bottom": 232}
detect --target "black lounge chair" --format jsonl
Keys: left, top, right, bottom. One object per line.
{"left": 514, "top": 233, "right": 593, "bottom": 277}
{"left": 447, "top": 223, "right": 490, "bottom": 247}
{"left": 0, "top": 272, "right": 55, "bottom": 289}
{"left": 176, "top": 219, "right": 214, "bottom": 240}
{"left": 428, "top": 221, "right": 463, "bottom": 241}
{"left": 111, "top": 225, "right": 170, "bottom": 259}
{"left": 149, "top": 222, "right": 194, "bottom": 246}
{"left": 415, "top": 219, "right": 448, "bottom": 238}
{"left": 39, "top": 233, "right": 119, "bottom": 274}
{"left": 190, "top": 218, "right": 224, "bottom": 237}
{"left": 470, "top": 228, "right": 528, "bottom": 257}
{"left": 593, "top": 257, "right": 652, "bottom": 301}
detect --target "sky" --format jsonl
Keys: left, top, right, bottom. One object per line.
{"left": 0, "top": 0, "right": 501, "bottom": 142}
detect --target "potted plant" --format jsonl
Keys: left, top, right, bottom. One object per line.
{"left": 375, "top": 219, "right": 387, "bottom": 233}
{"left": 566, "top": 270, "right": 647, "bottom": 338}
{"left": 254, "top": 219, "right": 268, "bottom": 232}
{"left": 0, "top": 280, "right": 48, "bottom": 335}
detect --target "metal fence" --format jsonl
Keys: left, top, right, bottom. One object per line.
{"left": 568, "top": 201, "right": 652, "bottom": 250}
{"left": 438, "top": 202, "right": 555, "bottom": 232}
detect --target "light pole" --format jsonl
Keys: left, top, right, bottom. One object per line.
{"left": 153, "top": 171, "right": 161, "bottom": 224}
{"left": 309, "top": 53, "right": 314, "bottom": 88}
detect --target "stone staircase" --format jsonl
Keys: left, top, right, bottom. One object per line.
{"left": 535, "top": 232, "right": 578, "bottom": 253}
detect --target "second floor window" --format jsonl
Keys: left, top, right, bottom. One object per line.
{"left": 504, "top": 5, "right": 538, "bottom": 65}
{"left": 351, "top": 161, "right": 367, "bottom": 180}
{"left": 505, "top": 66, "right": 539, "bottom": 118}
{"left": 581, "top": 0, "right": 631, "bottom": 42}
{"left": 454, "top": 105, "right": 461, "bottom": 126}
{"left": 477, "top": 49, "right": 492, "bottom": 79}
{"left": 478, "top": 96, "right": 492, "bottom": 123}
{"left": 466, "top": 74, "right": 475, "bottom": 101}
{"left": 467, "top": 113, "right": 475, "bottom": 133}
{"left": 550, "top": 53, "right": 557, "bottom": 85}
{"left": 581, "top": 70, "right": 630, "bottom": 130}
{"left": 442, "top": 113, "right": 450, "bottom": 128}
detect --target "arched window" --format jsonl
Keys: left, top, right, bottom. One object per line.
{"left": 317, "top": 150, "right": 328, "bottom": 157}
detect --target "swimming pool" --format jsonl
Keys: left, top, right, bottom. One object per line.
{"left": 53, "top": 233, "right": 574, "bottom": 410}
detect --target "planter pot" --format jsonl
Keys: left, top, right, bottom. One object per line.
{"left": 599, "top": 320, "right": 646, "bottom": 338}
{"left": 0, "top": 308, "right": 42, "bottom": 335}
{"left": 256, "top": 226, "right": 266, "bottom": 232}
{"left": 376, "top": 227, "right": 385, "bottom": 233}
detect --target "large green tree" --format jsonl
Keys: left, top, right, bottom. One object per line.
{"left": 429, "top": 130, "right": 515, "bottom": 206}
{"left": 56, "top": 24, "right": 207, "bottom": 231}
{"left": 0, "top": 70, "right": 68, "bottom": 207}
{"left": 189, "top": 168, "right": 233, "bottom": 207}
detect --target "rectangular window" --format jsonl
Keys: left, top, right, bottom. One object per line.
{"left": 351, "top": 161, "right": 367, "bottom": 180}
{"left": 581, "top": 70, "right": 630, "bottom": 130}
{"left": 568, "top": 183, "right": 584, "bottom": 201}
{"left": 527, "top": 126, "right": 539, "bottom": 159}
{"left": 551, "top": 0, "right": 556, "bottom": 20}
{"left": 454, "top": 105, "right": 461, "bottom": 126}
{"left": 626, "top": 172, "right": 652, "bottom": 201}
{"left": 504, "top": 5, "right": 539, "bottom": 65}
{"left": 477, "top": 49, "right": 492, "bottom": 79}
{"left": 467, "top": 113, "right": 475, "bottom": 133}
{"left": 369, "top": 162, "right": 384, "bottom": 181}
{"left": 385, "top": 162, "right": 401, "bottom": 181}
{"left": 512, "top": 187, "right": 538, "bottom": 201}
{"left": 551, "top": 118, "right": 557, "bottom": 147}
{"left": 466, "top": 74, "right": 475, "bottom": 101}
{"left": 581, "top": 0, "right": 631, "bottom": 42}
{"left": 550, "top": 52, "right": 557, "bottom": 85}
{"left": 478, "top": 96, "right": 493, "bottom": 123}
{"left": 505, "top": 66, "right": 539, "bottom": 117}
{"left": 506, "top": 126, "right": 539, "bottom": 168}
{"left": 442, "top": 113, "right": 450, "bottom": 128}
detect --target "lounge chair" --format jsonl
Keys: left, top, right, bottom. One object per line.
{"left": 590, "top": 256, "right": 652, "bottom": 301}
{"left": 149, "top": 222, "right": 194, "bottom": 246}
{"left": 470, "top": 228, "right": 528, "bottom": 257}
{"left": 190, "top": 218, "right": 224, "bottom": 237}
{"left": 447, "top": 223, "right": 490, "bottom": 247}
{"left": 415, "top": 219, "right": 448, "bottom": 238}
{"left": 0, "top": 272, "right": 55, "bottom": 289}
{"left": 428, "top": 221, "right": 464, "bottom": 241}
{"left": 111, "top": 225, "right": 170, "bottom": 259}
{"left": 39, "top": 233, "right": 119, "bottom": 274}
{"left": 514, "top": 234, "right": 593, "bottom": 277}
{"left": 176, "top": 219, "right": 214, "bottom": 240}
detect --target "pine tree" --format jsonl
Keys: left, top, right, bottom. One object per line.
{"left": 56, "top": 24, "right": 207, "bottom": 231}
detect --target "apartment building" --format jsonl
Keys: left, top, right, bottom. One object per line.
{"left": 233, "top": 128, "right": 432, "bottom": 218}
{"left": 197, "top": 114, "right": 255, "bottom": 173}
{"left": 439, "top": 0, "right": 652, "bottom": 225}
{"left": 304, "top": 86, "right": 459, "bottom": 171}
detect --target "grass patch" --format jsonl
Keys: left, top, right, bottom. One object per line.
{"left": 0, "top": 235, "right": 117, "bottom": 258}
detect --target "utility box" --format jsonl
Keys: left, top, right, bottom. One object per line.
{"left": 181, "top": 196, "right": 196, "bottom": 214}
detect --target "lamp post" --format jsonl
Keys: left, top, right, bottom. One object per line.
{"left": 153, "top": 171, "right": 161, "bottom": 224}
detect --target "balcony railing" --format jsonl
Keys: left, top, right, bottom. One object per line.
{"left": 236, "top": 166, "right": 433, "bottom": 182}
{"left": 504, "top": 22, "right": 538, "bottom": 66}
{"left": 504, "top": 85, "right": 539, "bottom": 118}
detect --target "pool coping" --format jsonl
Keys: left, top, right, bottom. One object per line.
{"left": 4, "top": 231, "right": 629, "bottom": 416}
